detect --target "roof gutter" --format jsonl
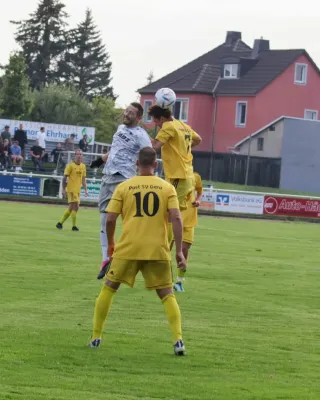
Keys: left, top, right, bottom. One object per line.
{"left": 209, "top": 77, "right": 221, "bottom": 181}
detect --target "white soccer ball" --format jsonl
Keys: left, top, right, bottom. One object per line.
{"left": 155, "top": 88, "right": 176, "bottom": 109}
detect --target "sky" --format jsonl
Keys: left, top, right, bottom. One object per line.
{"left": 1, "top": 0, "right": 319, "bottom": 107}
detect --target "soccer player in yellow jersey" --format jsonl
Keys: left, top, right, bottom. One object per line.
{"left": 148, "top": 105, "right": 202, "bottom": 210}
{"left": 173, "top": 172, "right": 203, "bottom": 292}
{"left": 56, "top": 149, "right": 88, "bottom": 231}
{"left": 89, "top": 147, "right": 187, "bottom": 356}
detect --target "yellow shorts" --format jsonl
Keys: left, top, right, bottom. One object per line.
{"left": 183, "top": 226, "right": 194, "bottom": 244}
{"left": 169, "top": 177, "right": 194, "bottom": 210}
{"left": 106, "top": 259, "right": 173, "bottom": 290}
{"left": 67, "top": 192, "right": 80, "bottom": 204}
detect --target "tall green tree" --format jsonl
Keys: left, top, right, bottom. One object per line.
{"left": 30, "top": 84, "right": 93, "bottom": 125}
{"left": 0, "top": 52, "right": 33, "bottom": 119}
{"left": 60, "top": 9, "right": 115, "bottom": 99}
{"left": 11, "top": 0, "right": 68, "bottom": 89}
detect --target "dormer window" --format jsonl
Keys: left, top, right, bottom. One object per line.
{"left": 223, "top": 64, "right": 238, "bottom": 79}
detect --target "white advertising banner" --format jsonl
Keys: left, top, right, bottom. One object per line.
{"left": 214, "top": 192, "right": 264, "bottom": 215}
{"left": 80, "top": 181, "right": 100, "bottom": 202}
{"left": 199, "top": 189, "right": 215, "bottom": 210}
{"left": 0, "top": 118, "right": 95, "bottom": 145}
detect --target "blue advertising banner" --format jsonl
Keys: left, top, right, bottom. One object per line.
{"left": 0, "top": 175, "right": 41, "bottom": 196}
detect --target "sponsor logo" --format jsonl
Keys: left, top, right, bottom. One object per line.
{"left": 216, "top": 194, "right": 230, "bottom": 206}
{"left": 0, "top": 187, "right": 10, "bottom": 193}
{"left": 264, "top": 197, "right": 278, "bottom": 214}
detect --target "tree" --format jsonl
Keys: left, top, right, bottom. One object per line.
{"left": 11, "top": 0, "right": 68, "bottom": 89}
{"left": 60, "top": 9, "right": 115, "bottom": 99}
{"left": 0, "top": 52, "right": 33, "bottom": 119}
{"left": 30, "top": 84, "right": 93, "bottom": 126}
{"left": 146, "top": 70, "right": 154, "bottom": 85}
{"left": 91, "top": 97, "right": 122, "bottom": 143}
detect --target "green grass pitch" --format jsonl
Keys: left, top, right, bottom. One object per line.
{"left": 0, "top": 202, "right": 319, "bottom": 400}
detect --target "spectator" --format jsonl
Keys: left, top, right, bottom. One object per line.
{"left": 51, "top": 143, "right": 65, "bottom": 172}
{"left": 79, "top": 134, "right": 89, "bottom": 152}
{"left": 65, "top": 134, "right": 76, "bottom": 152}
{"left": 13, "top": 124, "right": 28, "bottom": 158}
{"left": 10, "top": 141, "right": 23, "bottom": 170}
{"left": 0, "top": 138, "right": 12, "bottom": 170}
{"left": 1, "top": 125, "right": 11, "bottom": 142}
{"left": 30, "top": 139, "right": 45, "bottom": 171}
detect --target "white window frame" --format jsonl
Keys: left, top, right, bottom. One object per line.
{"left": 143, "top": 100, "right": 153, "bottom": 123}
{"left": 294, "top": 63, "right": 308, "bottom": 85}
{"left": 173, "top": 98, "right": 189, "bottom": 122}
{"left": 223, "top": 64, "right": 238, "bottom": 79}
{"left": 235, "top": 101, "right": 247, "bottom": 127}
{"left": 304, "top": 109, "right": 318, "bottom": 120}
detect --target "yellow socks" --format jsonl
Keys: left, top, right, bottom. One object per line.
{"left": 59, "top": 209, "right": 71, "bottom": 224}
{"left": 71, "top": 210, "right": 77, "bottom": 227}
{"left": 92, "top": 285, "right": 116, "bottom": 340}
{"left": 162, "top": 294, "right": 182, "bottom": 342}
{"left": 177, "top": 268, "right": 186, "bottom": 280}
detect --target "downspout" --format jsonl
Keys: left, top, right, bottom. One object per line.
{"left": 209, "top": 77, "right": 221, "bottom": 181}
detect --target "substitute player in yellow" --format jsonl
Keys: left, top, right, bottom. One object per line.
{"left": 89, "top": 147, "right": 187, "bottom": 356}
{"left": 148, "top": 105, "right": 202, "bottom": 210}
{"left": 173, "top": 172, "right": 203, "bottom": 292}
{"left": 56, "top": 149, "right": 88, "bottom": 231}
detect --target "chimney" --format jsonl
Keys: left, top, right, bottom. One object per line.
{"left": 225, "top": 31, "right": 242, "bottom": 45}
{"left": 252, "top": 37, "right": 270, "bottom": 58}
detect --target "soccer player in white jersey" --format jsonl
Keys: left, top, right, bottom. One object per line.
{"left": 95, "top": 102, "right": 152, "bottom": 279}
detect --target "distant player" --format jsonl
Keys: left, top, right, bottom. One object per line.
{"left": 94, "top": 103, "right": 151, "bottom": 279}
{"left": 148, "top": 105, "right": 202, "bottom": 211}
{"left": 89, "top": 147, "right": 187, "bottom": 356}
{"left": 56, "top": 149, "right": 88, "bottom": 231}
{"left": 173, "top": 172, "right": 203, "bottom": 292}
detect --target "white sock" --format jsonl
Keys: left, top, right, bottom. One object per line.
{"left": 100, "top": 213, "right": 108, "bottom": 261}
{"left": 176, "top": 277, "right": 184, "bottom": 283}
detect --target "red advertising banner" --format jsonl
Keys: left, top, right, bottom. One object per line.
{"left": 263, "top": 196, "right": 320, "bottom": 218}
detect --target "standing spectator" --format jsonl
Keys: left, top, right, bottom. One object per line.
{"left": 0, "top": 138, "right": 12, "bottom": 170}
{"left": 30, "top": 140, "right": 45, "bottom": 171}
{"left": 65, "top": 134, "right": 76, "bottom": 152}
{"left": 10, "top": 141, "right": 23, "bottom": 170}
{"left": 1, "top": 125, "right": 11, "bottom": 142}
{"left": 13, "top": 124, "right": 28, "bottom": 158}
{"left": 51, "top": 142, "right": 65, "bottom": 173}
{"left": 79, "top": 134, "right": 89, "bottom": 152}
{"left": 37, "top": 126, "right": 46, "bottom": 151}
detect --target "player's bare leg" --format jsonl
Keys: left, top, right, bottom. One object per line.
{"left": 174, "top": 242, "right": 190, "bottom": 292}
{"left": 156, "top": 287, "right": 185, "bottom": 356}
{"left": 97, "top": 212, "right": 114, "bottom": 280}
{"left": 89, "top": 279, "right": 120, "bottom": 348}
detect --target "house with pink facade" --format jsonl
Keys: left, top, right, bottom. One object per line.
{"left": 139, "top": 31, "right": 320, "bottom": 156}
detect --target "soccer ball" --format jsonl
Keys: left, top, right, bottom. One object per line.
{"left": 155, "top": 88, "right": 176, "bottom": 109}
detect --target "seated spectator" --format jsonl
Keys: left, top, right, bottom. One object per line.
{"left": 14, "top": 124, "right": 28, "bottom": 158}
{"left": 51, "top": 143, "right": 65, "bottom": 173}
{"left": 79, "top": 134, "right": 89, "bottom": 152}
{"left": 1, "top": 125, "right": 11, "bottom": 143}
{"left": 30, "top": 140, "right": 45, "bottom": 171}
{"left": 10, "top": 141, "right": 23, "bottom": 170}
{"left": 0, "top": 138, "right": 12, "bottom": 170}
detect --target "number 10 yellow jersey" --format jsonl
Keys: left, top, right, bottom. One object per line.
{"left": 106, "top": 176, "right": 179, "bottom": 260}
